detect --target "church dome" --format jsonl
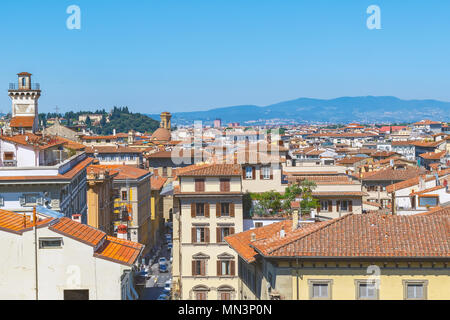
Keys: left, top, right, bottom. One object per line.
{"left": 151, "top": 127, "right": 171, "bottom": 141}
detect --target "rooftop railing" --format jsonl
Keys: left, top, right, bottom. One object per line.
{"left": 8, "top": 83, "right": 40, "bottom": 91}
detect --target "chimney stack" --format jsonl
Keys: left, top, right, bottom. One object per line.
{"left": 117, "top": 225, "right": 128, "bottom": 240}
{"left": 291, "top": 201, "right": 300, "bottom": 231}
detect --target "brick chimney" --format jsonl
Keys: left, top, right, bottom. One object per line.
{"left": 291, "top": 201, "right": 300, "bottom": 231}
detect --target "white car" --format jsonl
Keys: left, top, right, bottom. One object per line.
{"left": 164, "top": 280, "right": 171, "bottom": 293}
{"left": 159, "top": 257, "right": 167, "bottom": 265}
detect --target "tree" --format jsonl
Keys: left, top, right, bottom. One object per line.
{"left": 85, "top": 116, "right": 92, "bottom": 127}
{"left": 252, "top": 190, "right": 283, "bottom": 216}
{"left": 283, "top": 180, "right": 319, "bottom": 218}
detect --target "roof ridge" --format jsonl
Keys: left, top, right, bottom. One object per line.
{"left": 259, "top": 215, "right": 352, "bottom": 255}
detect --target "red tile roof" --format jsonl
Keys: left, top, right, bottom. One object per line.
{"left": 177, "top": 163, "right": 242, "bottom": 177}
{"left": 359, "top": 167, "right": 426, "bottom": 181}
{"left": 419, "top": 150, "right": 446, "bottom": 160}
{"left": 0, "top": 209, "right": 52, "bottom": 234}
{"left": 85, "top": 146, "right": 142, "bottom": 154}
{"left": 10, "top": 116, "right": 35, "bottom": 128}
{"left": 386, "top": 169, "right": 450, "bottom": 193}
{"left": 94, "top": 236, "right": 144, "bottom": 266}
{"left": 227, "top": 208, "right": 450, "bottom": 260}
{"left": 49, "top": 217, "right": 106, "bottom": 247}
{"left": 94, "top": 165, "right": 151, "bottom": 180}
{"left": 151, "top": 176, "right": 168, "bottom": 190}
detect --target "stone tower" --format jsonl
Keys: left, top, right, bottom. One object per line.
{"left": 160, "top": 112, "right": 172, "bottom": 130}
{"left": 8, "top": 72, "right": 41, "bottom": 133}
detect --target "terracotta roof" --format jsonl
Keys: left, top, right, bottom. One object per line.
{"left": 410, "top": 140, "right": 443, "bottom": 148}
{"left": 0, "top": 209, "right": 52, "bottom": 234}
{"left": 371, "top": 151, "right": 398, "bottom": 158}
{"left": 227, "top": 209, "right": 450, "bottom": 260}
{"left": 81, "top": 135, "right": 122, "bottom": 140}
{"left": 85, "top": 146, "right": 142, "bottom": 154}
{"left": 286, "top": 175, "right": 358, "bottom": 185}
{"left": 10, "top": 116, "right": 35, "bottom": 128}
{"left": 151, "top": 128, "right": 171, "bottom": 141}
{"left": 410, "top": 185, "right": 447, "bottom": 196}
{"left": 225, "top": 220, "right": 330, "bottom": 263}
{"left": 151, "top": 176, "right": 168, "bottom": 190}
{"left": 419, "top": 150, "right": 446, "bottom": 160}
{"left": 336, "top": 157, "right": 368, "bottom": 165}
{"left": 312, "top": 191, "right": 368, "bottom": 197}
{"left": 49, "top": 217, "right": 105, "bottom": 246}
{"left": 359, "top": 167, "right": 426, "bottom": 181}
{"left": 177, "top": 163, "right": 242, "bottom": 177}
{"left": 0, "top": 133, "right": 66, "bottom": 150}
{"left": 386, "top": 169, "right": 450, "bottom": 193}
{"left": 413, "top": 120, "right": 442, "bottom": 125}
{"left": 94, "top": 236, "right": 144, "bottom": 266}
{"left": 94, "top": 165, "right": 151, "bottom": 180}
{"left": 48, "top": 217, "right": 143, "bottom": 266}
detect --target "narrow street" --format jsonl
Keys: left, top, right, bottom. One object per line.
{"left": 139, "top": 238, "right": 172, "bottom": 300}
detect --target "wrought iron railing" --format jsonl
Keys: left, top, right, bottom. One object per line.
{"left": 8, "top": 83, "right": 40, "bottom": 90}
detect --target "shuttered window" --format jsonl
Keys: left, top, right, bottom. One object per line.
{"left": 192, "top": 260, "right": 206, "bottom": 276}
{"left": 220, "top": 179, "right": 230, "bottom": 192}
{"left": 195, "top": 179, "right": 205, "bottom": 192}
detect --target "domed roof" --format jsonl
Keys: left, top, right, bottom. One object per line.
{"left": 151, "top": 127, "right": 171, "bottom": 141}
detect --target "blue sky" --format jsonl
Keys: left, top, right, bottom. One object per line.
{"left": 1, "top": 0, "right": 449, "bottom": 114}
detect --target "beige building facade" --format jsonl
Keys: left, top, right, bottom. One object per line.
{"left": 172, "top": 164, "right": 243, "bottom": 300}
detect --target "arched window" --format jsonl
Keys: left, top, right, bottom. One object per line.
{"left": 217, "top": 285, "right": 235, "bottom": 300}
{"left": 191, "top": 285, "right": 209, "bottom": 300}
{"left": 22, "top": 77, "right": 26, "bottom": 87}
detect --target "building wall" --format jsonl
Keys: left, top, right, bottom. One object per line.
{"left": 239, "top": 259, "right": 449, "bottom": 300}
{"left": 180, "top": 177, "right": 242, "bottom": 193}
{"left": 0, "top": 227, "right": 131, "bottom": 300}
{"left": 176, "top": 191, "right": 243, "bottom": 300}
{"left": 242, "top": 165, "right": 285, "bottom": 193}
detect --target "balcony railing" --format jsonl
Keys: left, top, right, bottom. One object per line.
{"left": 8, "top": 83, "right": 40, "bottom": 91}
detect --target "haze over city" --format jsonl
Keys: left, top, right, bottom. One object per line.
{"left": 1, "top": 0, "right": 450, "bottom": 114}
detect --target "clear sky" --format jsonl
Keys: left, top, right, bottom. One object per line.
{"left": 1, "top": 0, "right": 449, "bottom": 114}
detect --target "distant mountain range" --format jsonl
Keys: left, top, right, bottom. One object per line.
{"left": 148, "top": 96, "right": 450, "bottom": 125}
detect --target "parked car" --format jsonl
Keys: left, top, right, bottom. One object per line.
{"left": 167, "top": 243, "right": 172, "bottom": 250}
{"left": 157, "top": 294, "right": 170, "bottom": 300}
{"left": 165, "top": 234, "right": 172, "bottom": 243}
{"left": 159, "top": 263, "right": 168, "bottom": 273}
{"left": 164, "top": 280, "right": 171, "bottom": 294}
{"left": 159, "top": 257, "right": 167, "bottom": 265}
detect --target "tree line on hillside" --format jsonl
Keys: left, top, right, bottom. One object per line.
{"left": 38, "top": 107, "right": 160, "bottom": 135}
